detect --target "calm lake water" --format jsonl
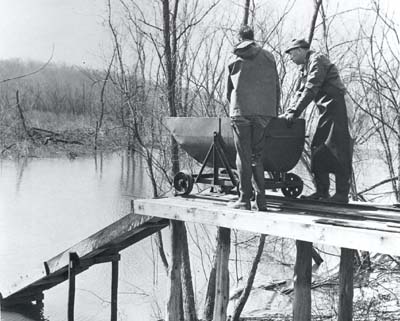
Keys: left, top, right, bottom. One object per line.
{"left": 0, "top": 148, "right": 395, "bottom": 321}
{"left": 0, "top": 152, "right": 172, "bottom": 321}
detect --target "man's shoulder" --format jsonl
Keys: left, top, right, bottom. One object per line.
{"left": 258, "top": 47, "right": 276, "bottom": 63}
{"left": 227, "top": 54, "right": 240, "bottom": 67}
{"left": 308, "top": 51, "right": 330, "bottom": 66}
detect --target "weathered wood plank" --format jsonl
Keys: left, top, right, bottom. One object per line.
{"left": 68, "top": 253, "right": 78, "bottom": 321}
{"left": 45, "top": 214, "right": 167, "bottom": 275}
{"left": 111, "top": 258, "right": 120, "bottom": 321}
{"left": 293, "top": 240, "right": 312, "bottom": 321}
{"left": 213, "top": 227, "right": 230, "bottom": 321}
{"left": 2, "top": 213, "right": 168, "bottom": 303}
{"left": 338, "top": 248, "right": 354, "bottom": 321}
{"left": 166, "top": 220, "right": 183, "bottom": 321}
{"left": 134, "top": 197, "right": 400, "bottom": 256}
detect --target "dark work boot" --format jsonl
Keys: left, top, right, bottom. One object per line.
{"left": 251, "top": 163, "right": 267, "bottom": 211}
{"left": 301, "top": 171, "right": 330, "bottom": 200}
{"left": 327, "top": 172, "right": 350, "bottom": 203}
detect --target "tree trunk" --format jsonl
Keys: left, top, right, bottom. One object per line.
{"left": 162, "top": 0, "right": 180, "bottom": 175}
{"left": 203, "top": 259, "right": 217, "bottom": 320}
{"left": 231, "top": 234, "right": 266, "bottom": 321}
{"left": 397, "top": 114, "right": 400, "bottom": 202}
{"left": 307, "top": 0, "right": 323, "bottom": 46}
{"left": 242, "top": 0, "right": 251, "bottom": 25}
{"left": 181, "top": 223, "right": 197, "bottom": 321}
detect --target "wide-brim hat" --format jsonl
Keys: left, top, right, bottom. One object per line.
{"left": 285, "top": 38, "right": 310, "bottom": 53}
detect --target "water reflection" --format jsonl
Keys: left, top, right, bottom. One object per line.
{"left": 0, "top": 151, "right": 158, "bottom": 321}
{"left": 94, "top": 151, "right": 104, "bottom": 179}
{"left": 119, "top": 150, "right": 149, "bottom": 199}
{"left": 15, "top": 157, "right": 29, "bottom": 194}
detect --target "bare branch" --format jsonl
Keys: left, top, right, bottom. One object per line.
{"left": 0, "top": 47, "right": 54, "bottom": 84}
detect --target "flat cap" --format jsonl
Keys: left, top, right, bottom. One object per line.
{"left": 284, "top": 38, "right": 310, "bottom": 53}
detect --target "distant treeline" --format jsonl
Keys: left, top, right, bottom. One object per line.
{"left": 0, "top": 59, "right": 111, "bottom": 116}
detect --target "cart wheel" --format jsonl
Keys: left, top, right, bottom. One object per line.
{"left": 281, "top": 173, "right": 303, "bottom": 198}
{"left": 173, "top": 172, "right": 194, "bottom": 195}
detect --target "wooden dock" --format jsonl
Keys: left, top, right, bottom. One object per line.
{"left": 2, "top": 192, "right": 400, "bottom": 321}
{"left": 133, "top": 192, "right": 400, "bottom": 321}
{"left": 134, "top": 193, "right": 400, "bottom": 256}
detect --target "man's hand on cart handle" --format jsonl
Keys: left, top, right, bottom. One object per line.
{"left": 279, "top": 112, "right": 295, "bottom": 126}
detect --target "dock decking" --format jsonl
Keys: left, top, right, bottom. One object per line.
{"left": 134, "top": 193, "right": 400, "bottom": 256}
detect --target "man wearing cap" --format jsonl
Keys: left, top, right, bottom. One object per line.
{"left": 226, "top": 25, "right": 280, "bottom": 210}
{"left": 282, "top": 38, "right": 352, "bottom": 203}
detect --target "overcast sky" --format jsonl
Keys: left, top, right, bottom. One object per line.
{"left": 1, "top": 1, "right": 399, "bottom": 70}
{"left": 0, "top": 0, "right": 111, "bottom": 69}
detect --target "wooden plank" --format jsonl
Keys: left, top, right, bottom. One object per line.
{"left": 166, "top": 221, "right": 183, "bottom": 321}
{"left": 338, "top": 248, "right": 354, "bottom": 321}
{"left": 111, "top": 258, "right": 119, "bottom": 321}
{"left": 79, "top": 253, "right": 121, "bottom": 268}
{"left": 213, "top": 227, "right": 230, "bottom": 321}
{"left": 2, "top": 214, "right": 168, "bottom": 303}
{"left": 45, "top": 214, "right": 167, "bottom": 275}
{"left": 134, "top": 197, "right": 400, "bottom": 256}
{"left": 293, "top": 240, "right": 312, "bottom": 321}
{"left": 68, "top": 253, "right": 78, "bottom": 321}
{"left": 265, "top": 194, "right": 400, "bottom": 222}
{"left": 314, "top": 218, "right": 400, "bottom": 233}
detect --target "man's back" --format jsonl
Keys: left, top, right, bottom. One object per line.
{"left": 227, "top": 41, "right": 279, "bottom": 117}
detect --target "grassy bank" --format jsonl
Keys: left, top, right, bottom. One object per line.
{"left": 0, "top": 110, "right": 124, "bottom": 159}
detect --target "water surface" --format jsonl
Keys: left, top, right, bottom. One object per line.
{"left": 0, "top": 152, "right": 169, "bottom": 321}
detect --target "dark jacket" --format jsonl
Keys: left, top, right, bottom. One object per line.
{"left": 226, "top": 41, "right": 280, "bottom": 117}
{"left": 287, "top": 51, "right": 352, "bottom": 173}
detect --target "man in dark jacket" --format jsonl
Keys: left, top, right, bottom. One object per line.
{"left": 226, "top": 25, "right": 280, "bottom": 210}
{"left": 282, "top": 38, "right": 353, "bottom": 203}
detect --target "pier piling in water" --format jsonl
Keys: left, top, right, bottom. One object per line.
{"left": 68, "top": 252, "right": 79, "bottom": 321}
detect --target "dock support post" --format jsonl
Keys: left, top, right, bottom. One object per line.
{"left": 338, "top": 248, "right": 354, "bottom": 321}
{"left": 166, "top": 220, "right": 183, "bottom": 321}
{"left": 111, "top": 254, "right": 120, "bottom": 321}
{"left": 68, "top": 252, "right": 79, "bottom": 321}
{"left": 293, "top": 240, "right": 312, "bottom": 321}
{"left": 213, "top": 227, "right": 231, "bottom": 321}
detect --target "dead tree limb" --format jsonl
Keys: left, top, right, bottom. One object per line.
{"left": 95, "top": 50, "right": 115, "bottom": 151}
{"left": 1, "top": 143, "right": 16, "bottom": 155}
{"left": 231, "top": 234, "right": 266, "bottom": 321}
{"left": 357, "top": 176, "right": 398, "bottom": 196}
{"left": 15, "top": 91, "right": 35, "bottom": 142}
{"left": 1, "top": 49, "right": 53, "bottom": 84}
